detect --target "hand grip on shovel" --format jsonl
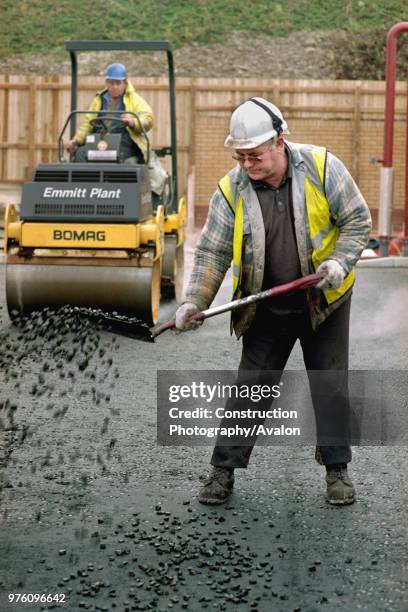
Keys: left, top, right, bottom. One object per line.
{"left": 152, "top": 272, "right": 325, "bottom": 339}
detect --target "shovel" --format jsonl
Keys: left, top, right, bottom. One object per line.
{"left": 80, "top": 273, "right": 323, "bottom": 342}
{"left": 152, "top": 272, "right": 324, "bottom": 339}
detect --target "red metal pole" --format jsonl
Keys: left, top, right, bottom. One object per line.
{"left": 383, "top": 22, "right": 408, "bottom": 167}
{"left": 379, "top": 22, "right": 408, "bottom": 255}
{"left": 405, "top": 69, "right": 408, "bottom": 254}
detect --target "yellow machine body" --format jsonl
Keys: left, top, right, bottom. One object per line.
{"left": 4, "top": 200, "right": 186, "bottom": 325}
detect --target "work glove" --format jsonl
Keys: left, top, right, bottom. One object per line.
{"left": 66, "top": 139, "right": 79, "bottom": 154}
{"left": 316, "top": 260, "right": 345, "bottom": 290}
{"left": 175, "top": 302, "right": 203, "bottom": 331}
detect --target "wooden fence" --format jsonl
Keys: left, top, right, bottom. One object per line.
{"left": 0, "top": 75, "right": 407, "bottom": 230}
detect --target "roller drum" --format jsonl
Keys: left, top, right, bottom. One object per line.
{"left": 161, "top": 234, "right": 184, "bottom": 302}
{"left": 6, "top": 258, "right": 161, "bottom": 325}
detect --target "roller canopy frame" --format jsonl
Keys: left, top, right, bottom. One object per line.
{"left": 66, "top": 39, "right": 178, "bottom": 212}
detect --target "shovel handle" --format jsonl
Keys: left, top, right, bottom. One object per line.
{"left": 152, "top": 272, "right": 324, "bottom": 339}
{"left": 152, "top": 311, "right": 205, "bottom": 338}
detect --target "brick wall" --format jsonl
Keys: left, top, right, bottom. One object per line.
{"left": 191, "top": 83, "right": 407, "bottom": 235}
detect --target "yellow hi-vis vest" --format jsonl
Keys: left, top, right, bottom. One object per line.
{"left": 218, "top": 145, "right": 355, "bottom": 305}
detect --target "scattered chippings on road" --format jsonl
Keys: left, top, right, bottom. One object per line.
{"left": 0, "top": 292, "right": 407, "bottom": 611}
{"left": 0, "top": 307, "right": 123, "bottom": 493}
{"left": 0, "top": 496, "right": 381, "bottom": 612}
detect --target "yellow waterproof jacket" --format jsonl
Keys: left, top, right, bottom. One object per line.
{"left": 74, "top": 80, "right": 153, "bottom": 160}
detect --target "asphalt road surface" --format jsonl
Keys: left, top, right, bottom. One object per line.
{"left": 0, "top": 253, "right": 407, "bottom": 612}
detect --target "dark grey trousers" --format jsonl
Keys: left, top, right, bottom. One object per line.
{"left": 211, "top": 297, "right": 352, "bottom": 469}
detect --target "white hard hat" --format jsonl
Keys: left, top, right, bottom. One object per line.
{"left": 224, "top": 97, "right": 290, "bottom": 149}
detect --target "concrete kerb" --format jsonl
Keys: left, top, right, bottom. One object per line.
{"left": 357, "top": 256, "right": 408, "bottom": 268}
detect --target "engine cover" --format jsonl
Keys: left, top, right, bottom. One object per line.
{"left": 20, "top": 163, "right": 152, "bottom": 223}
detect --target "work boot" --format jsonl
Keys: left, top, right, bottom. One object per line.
{"left": 325, "top": 465, "right": 355, "bottom": 505}
{"left": 198, "top": 467, "right": 234, "bottom": 505}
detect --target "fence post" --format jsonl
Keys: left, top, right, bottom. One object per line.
{"left": 0, "top": 75, "right": 9, "bottom": 182}
{"left": 27, "top": 76, "right": 37, "bottom": 179}
{"left": 273, "top": 81, "right": 281, "bottom": 108}
{"left": 352, "top": 83, "right": 361, "bottom": 182}
{"left": 51, "top": 75, "right": 60, "bottom": 164}
{"left": 187, "top": 80, "right": 197, "bottom": 236}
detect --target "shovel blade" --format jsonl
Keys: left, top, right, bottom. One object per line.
{"left": 74, "top": 308, "right": 155, "bottom": 342}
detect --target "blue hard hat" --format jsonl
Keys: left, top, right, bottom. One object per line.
{"left": 105, "top": 63, "right": 127, "bottom": 80}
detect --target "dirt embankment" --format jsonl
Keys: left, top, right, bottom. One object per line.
{"left": 0, "top": 30, "right": 349, "bottom": 79}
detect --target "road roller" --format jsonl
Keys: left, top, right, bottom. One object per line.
{"left": 3, "top": 40, "right": 186, "bottom": 326}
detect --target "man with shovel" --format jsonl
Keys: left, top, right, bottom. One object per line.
{"left": 175, "top": 98, "right": 371, "bottom": 505}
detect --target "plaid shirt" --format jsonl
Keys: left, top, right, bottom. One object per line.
{"left": 186, "top": 141, "right": 372, "bottom": 338}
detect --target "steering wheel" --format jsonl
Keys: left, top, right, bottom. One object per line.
{"left": 89, "top": 112, "right": 130, "bottom": 133}
{"left": 58, "top": 109, "right": 150, "bottom": 163}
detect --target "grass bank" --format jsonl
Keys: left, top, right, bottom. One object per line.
{"left": 0, "top": 0, "right": 405, "bottom": 58}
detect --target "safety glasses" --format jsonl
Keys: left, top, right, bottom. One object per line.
{"left": 231, "top": 149, "right": 270, "bottom": 164}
